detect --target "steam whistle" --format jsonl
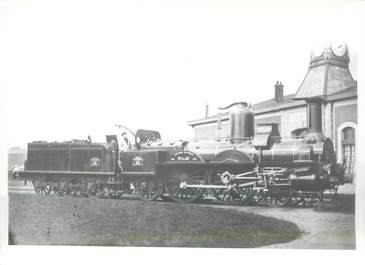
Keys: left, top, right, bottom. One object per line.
{"left": 218, "top": 101, "right": 249, "bottom": 110}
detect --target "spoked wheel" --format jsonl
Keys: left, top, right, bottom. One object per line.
{"left": 263, "top": 192, "right": 292, "bottom": 207}
{"left": 105, "top": 177, "right": 123, "bottom": 199}
{"left": 34, "top": 182, "right": 52, "bottom": 195}
{"left": 164, "top": 167, "right": 206, "bottom": 203}
{"left": 262, "top": 186, "right": 292, "bottom": 207}
{"left": 211, "top": 186, "right": 253, "bottom": 205}
{"left": 117, "top": 182, "right": 140, "bottom": 200}
{"left": 52, "top": 183, "right": 62, "bottom": 196}
{"left": 210, "top": 167, "right": 256, "bottom": 205}
{"left": 213, "top": 187, "right": 241, "bottom": 204}
{"left": 95, "top": 184, "right": 107, "bottom": 199}
{"left": 66, "top": 179, "right": 89, "bottom": 197}
{"left": 54, "top": 180, "right": 69, "bottom": 196}
{"left": 303, "top": 191, "right": 323, "bottom": 207}
{"left": 44, "top": 184, "right": 53, "bottom": 195}
{"left": 236, "top": 186, "right": 255, "bottom": 205}
{"left": 78, "top": 179, "right": 90, "bottom": 197}
{"left": 247, "top": 189, "right": 266, "bottom": 205}
{"left": 290, "top": 192, "right": 307, "bottom": 207}
{"left": 136, "top": 180, "right": 163, "bottom": 201}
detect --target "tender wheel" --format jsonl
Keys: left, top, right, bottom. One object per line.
{"left": 55, "top": 180, "right": 69, "bottom": 196}
{"left": 95, "top": 184, "right": 107, "bottom": 199}
{"left": 33, "top": 181, "right": 52, "bottom": 195}
{"left": 34, "top": 185, "right": 41, "bottom": 194}
{"left": 43, "top": 184, "right": 53, "bottom": 195}
{"left": 164, "top": 167, "right": 205, "bottom": 203}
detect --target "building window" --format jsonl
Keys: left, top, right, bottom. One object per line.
{"left": 341, "top": 127, "right": 355, "bottom": 177}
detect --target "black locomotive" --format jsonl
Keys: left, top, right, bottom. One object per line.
{"left": 16, "top": 96, "right": 345, "bottom": 207}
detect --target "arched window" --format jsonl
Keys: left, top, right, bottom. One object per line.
{"left": 341, "top": 127, "right": 356, "bottom": 177}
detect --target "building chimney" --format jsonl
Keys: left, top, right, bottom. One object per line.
{"left": 274, "top": 81, "right": 284, "bottom": 102}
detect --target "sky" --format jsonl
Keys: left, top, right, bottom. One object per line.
{"left": 1, "top": 0, "right": 364, "bottom": 147}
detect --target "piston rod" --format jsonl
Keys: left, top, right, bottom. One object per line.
{"left": 237, "top": 181, "right": 257, "bottom": 188}
{"left": 219, "top": 171, "right": 258, "bottom": 181}
{"left": 179, "top": 182, "right": 227, "bottom": 189}
{"left": 179, "top": 181, "right": 259, "bottom": 190}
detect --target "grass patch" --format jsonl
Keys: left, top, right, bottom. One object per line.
{"left": 9, "top": 193, "right": 301, "bottom": 248}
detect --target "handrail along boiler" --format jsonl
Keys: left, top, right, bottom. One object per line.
{"left": 16, "top": 97, "right": 345, "bottom": 206}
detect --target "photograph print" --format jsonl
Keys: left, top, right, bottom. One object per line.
{"left": 2, "top": 0, "right": 363, "bottom": 252}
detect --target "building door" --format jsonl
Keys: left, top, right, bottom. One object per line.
{"left": 341, "top": 127, "right": 356, "bottom": 178}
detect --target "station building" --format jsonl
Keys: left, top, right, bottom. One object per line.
{"left": 187, "top": 43, "right": 357, "bottom": 180}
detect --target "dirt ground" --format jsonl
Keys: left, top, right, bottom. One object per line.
{"left": 210, "top": 194, "right": 355, "bottom": 249}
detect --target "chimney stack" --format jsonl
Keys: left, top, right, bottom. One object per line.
{"left": 305, "top": 97, "right": 324, "bottom": 140}
{"left": 274, "top": 81, "right": 284, "bottom": 102}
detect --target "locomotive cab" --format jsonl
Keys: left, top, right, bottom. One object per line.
{"left": 135, "top": 129, "right": 161, "bottom": 147}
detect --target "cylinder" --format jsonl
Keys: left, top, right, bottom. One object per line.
{"left": 289, "top": 173, "right": 317, "bottom": 186}
{"left": 229, "top": 102, "right": 255, "bottom": 144}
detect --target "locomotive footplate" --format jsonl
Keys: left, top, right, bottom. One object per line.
{"left": 157, "top": 161, "right": 207, "bottom": 167}
{"left": 208, "top": 161, "right": 255, "bottom": 166}
{"left": 120, "top": 171, "right": 156, "bottom": 177}
{"left": 157, "top": 161, "right": 256, "bottom": 168}
{"left": 19, "top": 170, "right": 115, "bottom": 180}
{"left": 258, "top": 160, "right": 316, "bottom": 168}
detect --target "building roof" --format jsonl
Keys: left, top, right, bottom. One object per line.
{"left": 251, "top": 94, "right": 305, "bottom": 114}
{"left": 188, "top": 45, "right": 358, "bottom": 127}
{"left": 187, "top": 86, "right": 357, "bottom": 127}
{"left": 295, "top": 48, "right": 356, "bottom": 99}
{"left": 325, "top": 86, "right": 357, "bottom": 101}
{"left": 187, "top": 94, "right": 304, "bottom": 126}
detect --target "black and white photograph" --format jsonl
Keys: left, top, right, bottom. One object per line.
{"left": 1, "top": 0, "right": 365, "bottom": 264}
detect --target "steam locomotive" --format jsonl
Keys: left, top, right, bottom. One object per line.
{"left": 16, "top": 97, "right": 345, "bottom": 207}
